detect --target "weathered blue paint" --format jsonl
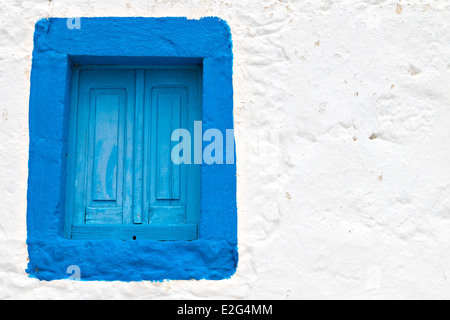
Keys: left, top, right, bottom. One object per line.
{"left": 27, "top": 17, "right": 237, "bottom": 281}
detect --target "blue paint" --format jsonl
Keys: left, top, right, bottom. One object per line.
{"left": 27, "top": 17, "right": 236, "bottom": 281}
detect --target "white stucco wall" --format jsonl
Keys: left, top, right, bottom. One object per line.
{"left": 1, "top": 0, "right": 450, "bottom": 299}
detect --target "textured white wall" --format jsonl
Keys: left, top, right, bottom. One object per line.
{"left": 1, "top": 0, "right": 450, "bottom": 299}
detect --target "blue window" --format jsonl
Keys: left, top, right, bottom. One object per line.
{"left": 27, "top": 17, "right": 237, "bottom": 281}
{"left": 66, "top": 67, "right": 201, "bottom": 240}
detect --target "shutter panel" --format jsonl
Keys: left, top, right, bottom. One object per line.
{"left": 150, "top": 88, "right": 187, "bottom": 225}
{"left": 85, "top": 89, "right": 125, "bottom": 224}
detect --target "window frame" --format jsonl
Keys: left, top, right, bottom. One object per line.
{"left": 26, "top": 17, "right": 237, "bottom": 281}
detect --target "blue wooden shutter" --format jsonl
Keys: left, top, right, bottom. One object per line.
{"left": 68, "top": 67, "right": 201, "bottom": 240}
{"left": 145, "top": 69, "right": 201, "bottom": 232}
{"left": 72, "top": 69, "right": 136, "bottom": 228}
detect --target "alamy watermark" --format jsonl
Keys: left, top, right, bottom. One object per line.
{"left": 66, "top": 18, "right": 81, "bottom": 30}
{"left": 67, "top": 265, "right": 81, "bottom": 281}
{"left": 170, "top": 121, "right": 280, "bottom": 170}
{"left": 171, "top": 121, "right": 235, "bottom": 165}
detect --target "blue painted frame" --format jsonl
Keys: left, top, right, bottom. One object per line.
{"left": 27, "top": 17, "right": 237, "bottom": 281}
